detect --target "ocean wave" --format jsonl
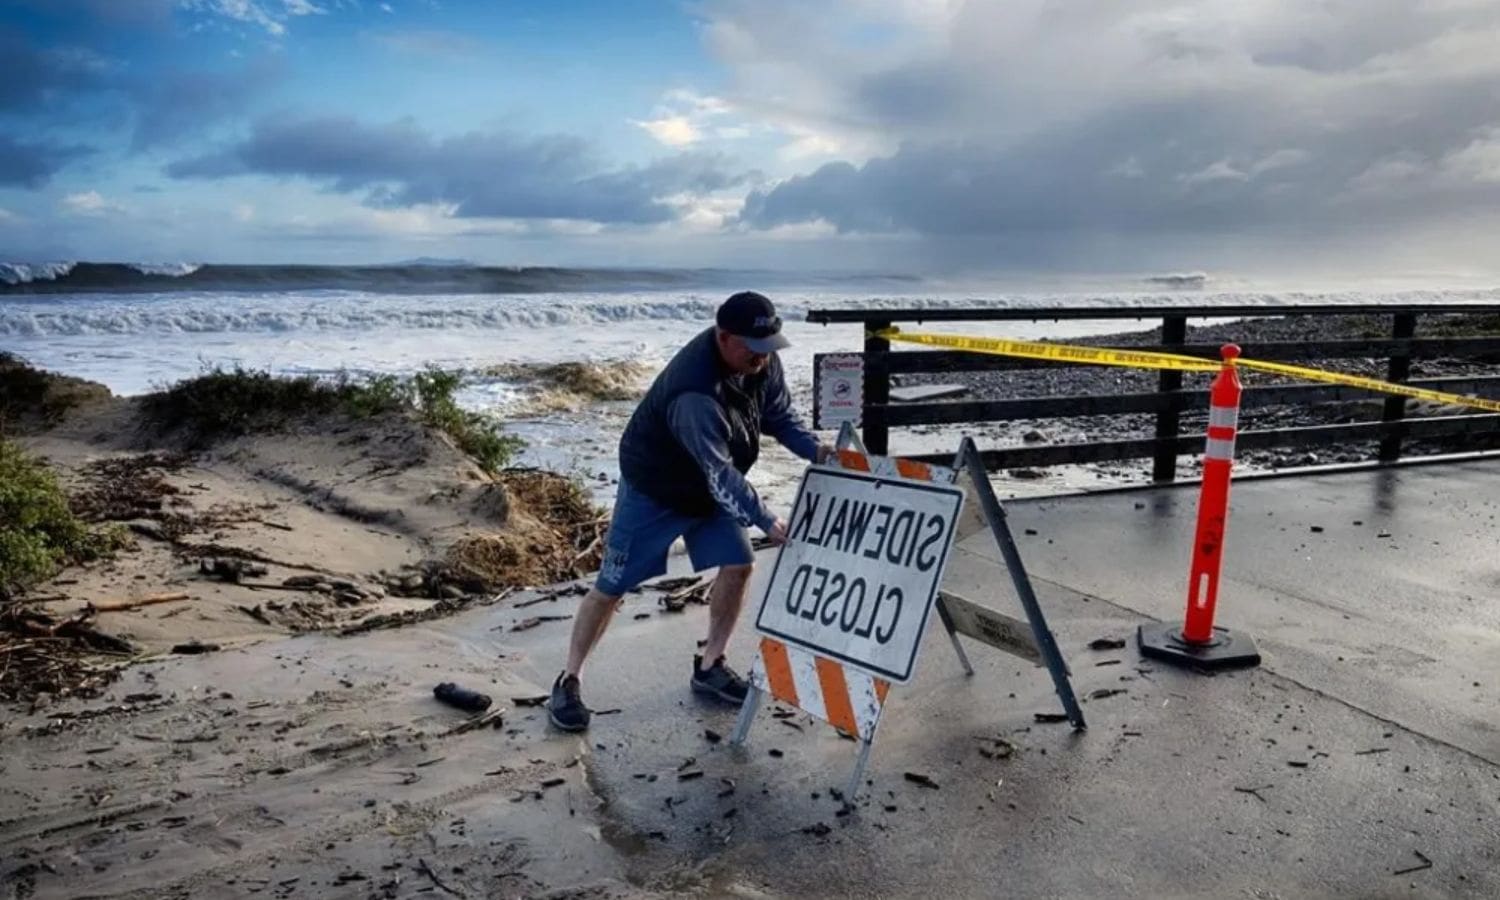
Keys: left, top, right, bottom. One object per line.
{"left": 129, "top": 262, "right": 203, "bottom": 278}
{"left": 0, "top": 261, "right": 921, "bottom": 295}
{"left": 0, "top": 295, "right": 718, "bottom": 336}
{"left": 5, "top": 289, "right": 1500, "bottom": 338}
{"left": 0, "top": 261, "right": 76, "bottom": 286}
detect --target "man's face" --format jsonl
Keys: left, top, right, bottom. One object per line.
{"left": 716, "top": 329, "right": 770, "bottom": 375}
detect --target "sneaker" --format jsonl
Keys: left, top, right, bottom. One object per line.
{"left": 548, "top": 673, "right": 590, "bottom": 732}
{"left": 691, "top": 655, "right": 749, "bottom": 704}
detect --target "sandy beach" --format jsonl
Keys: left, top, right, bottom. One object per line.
{"left": 0, "top": 358, "right": 658, "bottom": 897}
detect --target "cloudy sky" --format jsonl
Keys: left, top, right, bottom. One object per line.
{"left": 3, "top": 0, "right": 1500, "bottom": 277}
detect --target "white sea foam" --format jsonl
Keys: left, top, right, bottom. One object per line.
{"left": 6, "top": 283, "right": 1500, "bottom": 509}
{"left": 6, "top": 288, "right": 1499, "bottom": 338}
{"left": 0, "top": 261, "right": 76, "bottom": 286}
{"left": 128, "top": 262, "right": 202, "bottom": 278}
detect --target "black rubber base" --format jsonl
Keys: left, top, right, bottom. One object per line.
{"left": 1137, "top": 622, "right": 1261, "bottom": 671}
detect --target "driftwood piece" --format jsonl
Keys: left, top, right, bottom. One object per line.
{"left": 91, "top": 592, "right": 191, "bottom": 613}
{"left": 4, "top": 608, "right": 134, "bottom": 655}
{"left": 439, "top": 708, "right": 505, "bottom": 737}
{"left": 657, "top": 577, "right": 711, "bottom": 612}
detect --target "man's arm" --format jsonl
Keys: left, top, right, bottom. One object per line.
{"left": 667, "top": 393, "right": 778, "bottom": 532}
{"left": 760, "top": 360, "right": 828, "bottom": 462}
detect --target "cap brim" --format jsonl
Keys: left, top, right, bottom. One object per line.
{"left": 742, "top": 333, "right": 791, "bottom": 353}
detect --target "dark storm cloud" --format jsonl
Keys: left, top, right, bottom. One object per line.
{"left": 0, "top": 0, "right": 176, "bottom": 29}
{"left": 738, "top": 81, "right": 1500, "bottom": 236}
{"left": 0, "top": 13, "right": 276, "bottom": 194}
{"left": 167, "top": 115, "right": 750, "bottom": 224}
{"left": 0, "top": 135, "right": 90, "bottom": 187}
{"left": 0, "top": 28, "right": 108, "bottom": 111}
{"left": 722, "top": 1, "right": 1500, "bottom": 240}
{"left": 129, "top": 60, "right": 282, "bottom": 150}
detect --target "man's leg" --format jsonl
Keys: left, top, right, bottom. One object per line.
{"left": 550, "top": 480, "right": 683, "bottom": 732}
{"left": 564, "top": 588, "right": 622, "bottom": 677}
{"left": 683, "top": 513, "right": 758, "bottom": 704}
{"left": 551, "top": 588, "right": 632, "bottom": 733}
{"left": 699, "top": 563, "right": 753, "bottom": 668}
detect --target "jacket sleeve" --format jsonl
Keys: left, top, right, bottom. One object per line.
{"left": 667, "top": 392, "right": 777, "bottom": 531}
{"left": 760, "top": 359, "right": 820, "bottom": 462}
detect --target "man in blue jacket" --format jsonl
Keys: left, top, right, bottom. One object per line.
{"left": 549, "top": 291, "right": 828, "bottom": 732}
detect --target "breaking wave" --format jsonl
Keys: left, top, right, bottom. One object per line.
{"left": 5, "top": 288, "right": 1499, "bottom": 338}
{"left": 1, "top": 262, "right": 78, "bottom": 286}
{"left": 0, "top": 261, "right": 918, "bottom": 295}
{"left": 0, "top": 261, "right": 211, "bottom": 286}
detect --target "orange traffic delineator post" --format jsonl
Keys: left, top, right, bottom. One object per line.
{"left": 1138, "top": 344, "right": 1263, "bottom": 670}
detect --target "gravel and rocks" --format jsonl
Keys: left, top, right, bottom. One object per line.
{"left": 901, "top": 312, "right": 1500, "bottom": 474}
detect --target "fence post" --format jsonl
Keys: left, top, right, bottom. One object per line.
{"left": 863, "top": 318, "right": 892, "bottom": 455}
{"left": 1378, "top": 312, "right": 1417, "bottom": 463}
{"left": 1152, "top": 315, "right": 1187, "bottom": 482}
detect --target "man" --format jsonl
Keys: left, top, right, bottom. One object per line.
{"left": 549, "top": 291, "right": 828, "bottom": 732}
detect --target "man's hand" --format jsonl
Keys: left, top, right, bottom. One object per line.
{"left": 764, "top": 518, "right": 790, "bottom": 546}
{"left": 815, "top": 442, "right": 836, "bottom": 464}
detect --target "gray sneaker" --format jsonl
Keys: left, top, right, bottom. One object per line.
{"left": 691, "top": 655, "right": 749, "bottom": 704}
{"left": 548, "top": 673, "right": 590, "bottom": 732}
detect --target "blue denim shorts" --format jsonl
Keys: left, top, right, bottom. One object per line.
{"left": 594, "top": 479, "right": 754, "bottom": 595}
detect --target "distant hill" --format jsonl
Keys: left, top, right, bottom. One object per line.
{"left": 1145, "top": 272, "right": 1209, "bottom": 289}
{"left": 389, "top": 257, "right": 476, "bottom": 268}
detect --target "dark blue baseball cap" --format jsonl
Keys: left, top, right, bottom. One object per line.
{"left": 716, "top": 291, "right": 791, "bottom": 353}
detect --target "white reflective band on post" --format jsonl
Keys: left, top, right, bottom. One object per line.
{"left": 1208, "top": 406, "right": 1239, "bottom": 429}
{"left": 1205, "top": 436, "right": 1237, "bottom": 459}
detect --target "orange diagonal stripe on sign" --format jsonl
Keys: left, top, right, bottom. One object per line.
{"left": 760, "top": 638, "right": 799, "bottom": 706}
{"left": 895, "top": 458, "right": 932, "bottom": 481}
{"left": 836, "top": 449, "right": 871, "bottom": 471}
{"left": 815, "top": 656, "right": 859, "bottom": 737}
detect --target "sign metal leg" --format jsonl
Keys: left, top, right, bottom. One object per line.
{"left": 730, "top": 683, "right": 762, "bottom": 746}
{"left": 845, "top": 737, "right": 874, "bottom": 801}
{"left": 834, "top": 420, "right": 867, "bottom": 454}
{"left": 959, "top": 439, "right": 1087, "bottom": 730}
{"left": 935, "top": 594, "right": 975, "bottom": 676}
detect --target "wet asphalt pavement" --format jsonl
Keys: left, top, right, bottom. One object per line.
{"left": 496, "top": 458, "right": 1500, "bottom": 898}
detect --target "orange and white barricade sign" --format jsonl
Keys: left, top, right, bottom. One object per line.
{"left": 732, "top": 425, "right": 1085, "bottom": 797}
{"left": 751, "top": 636, "right": 890, "bottom": 742}
{"left": 731, "top": 440, "right": 965, "bottom": 796}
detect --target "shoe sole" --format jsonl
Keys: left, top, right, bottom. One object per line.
{"left": 691, "top": 680, "right": 748, "bottom": 705}
{"left": 547, "top": 707, "right": 589, "bottom": 732}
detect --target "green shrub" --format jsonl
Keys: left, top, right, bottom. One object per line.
{"left": 142, "top": 366, "right": 365, "bottom": 439}
{"left": 0, "top": 352, "right": 110, "bottom": 432}
{"left": 340, "top": 372, "right": 406, "bottom": 418}
{"left": 143, "top": 365, "right": 523, "bottom": 473}
{"left": 0, "top": 440, "right": 122, "bottom": 599}
{"left": 411, "top": 367, "right": 525, "bottom": 474}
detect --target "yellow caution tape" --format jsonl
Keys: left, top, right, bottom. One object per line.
{"left": 873, "top": 327, "right": 1500, "bottom": 414}
{"left": 874, "top": 328, "right": 1219, "bottom": 372}
{"left": 1232, "top": 357, "right": 1500, "bottom": 413}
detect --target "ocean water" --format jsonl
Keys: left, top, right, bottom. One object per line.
{"left": 6, "top": 262, "right": 1500, "bottom": 510}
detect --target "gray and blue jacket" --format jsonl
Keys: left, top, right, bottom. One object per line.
{"left": 618, "top": 326, "right": 819, "bottom": 531}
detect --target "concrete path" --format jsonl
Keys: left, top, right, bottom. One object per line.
{"left": 501, "top": 459, "right": 1500, "bottom": 897}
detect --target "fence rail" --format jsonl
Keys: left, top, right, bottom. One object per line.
{"left": 806, "top": 304, "right": 1500, "bottom": 481}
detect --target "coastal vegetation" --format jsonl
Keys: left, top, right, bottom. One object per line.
{"left": 0, "top": 352, "right": 111, "bottom": 433}
{"left": 142, "top": 365, "right": 525, "bottom": 473}
{"left": 0, "top": 439, "right": 125, "bottom": 601}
